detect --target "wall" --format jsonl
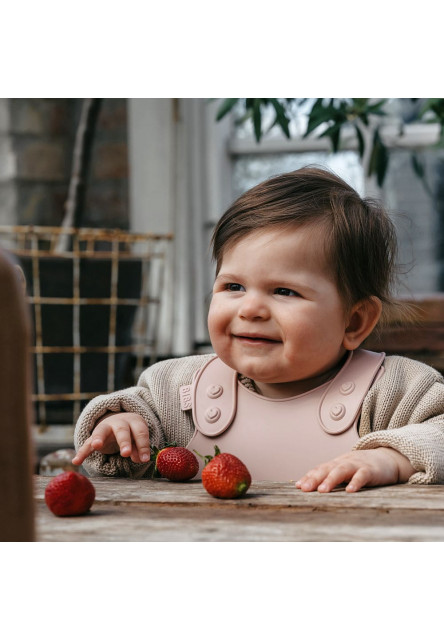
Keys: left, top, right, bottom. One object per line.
{"left": 0, "top": 98, "right": 129, "bottom": 229}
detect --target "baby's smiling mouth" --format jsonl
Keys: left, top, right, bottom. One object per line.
{"left": 233, "top": 333, "right": 280, "bottom": 343}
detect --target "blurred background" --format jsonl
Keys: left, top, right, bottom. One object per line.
{"left": 1, "top": 97, "right": 444, "bottom": 468}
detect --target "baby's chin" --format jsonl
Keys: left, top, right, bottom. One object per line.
{"left": 241, "top": 372, "right": 300, "bottom": 388}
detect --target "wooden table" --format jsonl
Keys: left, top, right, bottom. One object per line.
{"left": 34, "top": 475, "right": 444, "bottom": 542}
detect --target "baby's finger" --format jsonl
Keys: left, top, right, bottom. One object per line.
{"left": 296, "top": 464, "right": 332, "bottom": 492}
{"left": 87, "top": 421, "right": 122, "bottom": 455}
{"left": 344, "top": 466, "right": 374, "bottom": 493}
{"left": 90, "top": 434, "right": 104, "bottom": 450}
{"left": 129, "top": 419, "right": 151, "bottom": 463}
{"left": 72, "top": 438, "right": 94, "bottom": 465}
{"left": 317, "top": 462, "right": 357, "bottom": 493}
{"left": 111, "top": 422, "right": 133, "bottom": 457}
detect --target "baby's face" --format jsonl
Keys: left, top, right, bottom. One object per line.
{"left": 208, "top": 225, "right": 350, "bottom": 397}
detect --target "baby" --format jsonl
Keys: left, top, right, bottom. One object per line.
{"left": 73, "top": 167, "right": 444, "bottom": 491}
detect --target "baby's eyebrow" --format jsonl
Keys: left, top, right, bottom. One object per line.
{"left": 214, "top": 273, "right": 240, "bottom": 283}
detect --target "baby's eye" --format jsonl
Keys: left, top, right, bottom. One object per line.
{"left": 275, "top": 287, "right": 298, "bottom": 297}
{"left": 226, "top": 283, "right": 245, "bottom": 292}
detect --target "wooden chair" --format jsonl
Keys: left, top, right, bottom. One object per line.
{"left": 365, "top": 295, "right": 444, "bottom": 374}
{"left": 0, "top": 249, "right": 34, "bottom": 541}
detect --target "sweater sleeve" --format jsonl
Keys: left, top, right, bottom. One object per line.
{"left": 73, "top": 383, "right": 165, "bottom": 478}
{"left": 354, "top": 355, "right": 444, "bottom": 484}
{"left": 74, "top": 354, "right": 214, "bottom": 478}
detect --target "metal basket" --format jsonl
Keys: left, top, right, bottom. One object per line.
{"left": 0, "top": 225, "right": 173, "bottom": 434}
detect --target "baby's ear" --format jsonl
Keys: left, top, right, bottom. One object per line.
{"left": 343, "top": 297, "right": 382, "bottom": 350}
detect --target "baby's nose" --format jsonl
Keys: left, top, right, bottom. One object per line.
{"left": 238, "top": 292, "right": 270, "bottom": 320}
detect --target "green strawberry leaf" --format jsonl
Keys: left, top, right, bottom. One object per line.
{"left": 194, "top": 444, "right": 221, "bottom": 466}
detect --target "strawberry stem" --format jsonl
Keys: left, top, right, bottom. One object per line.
{"left": 193, "top": 446, "right": 220, "bottom": 467}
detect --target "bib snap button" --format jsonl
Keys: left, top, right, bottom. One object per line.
{"left": 206, "top": 384, "right": 223, "bottom": 399}
{"left": 330, "top": 403, "right": 346, "bottom": 420}
{"left": 205, "top": 406, "right": 221, "bottom": 423}
{"left": 340, "top": 381, "right": 355, "bottom": 395}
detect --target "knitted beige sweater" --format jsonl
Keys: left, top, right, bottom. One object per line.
{"left": 74, "top": 353, "right": 444, "bottom": 484}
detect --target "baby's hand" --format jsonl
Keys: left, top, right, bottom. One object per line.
{"left": 72, "top": 412, "right": 151, "bottom": 466}
{"left": 295, "top": 447, "right": 415, "bottom": 493}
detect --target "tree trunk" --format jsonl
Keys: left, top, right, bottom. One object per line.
{"left": 56, "top": 98, "right": 102, "bottom": 250}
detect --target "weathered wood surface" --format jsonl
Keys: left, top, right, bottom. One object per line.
{"left": 34, "top": 476, "right": 444, "bottom": 542}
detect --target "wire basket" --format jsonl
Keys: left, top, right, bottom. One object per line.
{"left": 0, "top": 225, "right": 173, "bottom": 430}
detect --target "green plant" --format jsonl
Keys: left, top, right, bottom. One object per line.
{"left": 215, "top": 98, "right": 444, "bottom": 188}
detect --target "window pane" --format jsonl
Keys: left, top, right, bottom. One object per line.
{"left": 232, "top": 151, "right": 364, "bottom": 199}
{"left": 381, "top": 148, "right": 444, "bottom": 294}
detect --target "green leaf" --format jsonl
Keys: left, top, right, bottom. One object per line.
{"left": 330, "top": 127, "right": 341, "bottom": 152}
{"left": 420, "top": 98, "right": 444, "bottom": 121}
{"left": 264, "top": 116, "right": 278, "bottom": 136}
{"left": 367, "top": 128, "right": 389, "bottom": 187}
{"left": 376, "top": 143, "right": 389, "bottom": 187}
{"left": 354, "top": 124, "right": 365, "bottom": 158}
{"left": 193, "top": 449, "right": 215, "bottom": 466}
{"left": 304, "top": 98, "right": 352, "bottom": 138}
{"left": 269, "top": 98, "right": 291, "bottom": 138}
{"left": 366, "top": 99, "right": 388, "bottom": 115}
{"left": 305, "top": 98, "right": 326, "bottom": 124}
{"left": 319, "top": 123, "right": 342, "bottom": 152}
{"left": 234, "top": 110, "right": 253, "bottom": 127}
{"left": 305, "top": 103, "right": 335, "bottom": 136}
{"left": 215, "top": 98, "right": 239, "bottom": 121}
{"left": 351, "top": 98, "right": 369, "bottom": 110}
{"left": 253, "top": 99, "right": 262, "bottom": 142}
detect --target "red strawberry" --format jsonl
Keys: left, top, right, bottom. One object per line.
{"left": 200, "top": 446, "right": 251, "bottom": 499}
{"left": 44, "top": 471, "right": 95, "bottom": 516}
{"left": 154, "top": 446, "right": 199, "bottom": 481}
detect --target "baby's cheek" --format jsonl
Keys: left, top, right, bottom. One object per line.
{"left": 208, "top": 299, "right": 227, "bottom": 331}
{"left": 207, "top": 306, "right": 218, "bottom": 338}
{"left": 207, "top": 312, "right": 223, "bottom": 348}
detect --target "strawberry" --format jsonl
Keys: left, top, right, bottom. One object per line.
{"left": 199, "top": 446, "right": 251, "bottom": 499}
{"left": 44, "top": 471, "right": 95, "bottom": 517}
{"left": 153, "top": 445, "right": 199, "bottom": 481}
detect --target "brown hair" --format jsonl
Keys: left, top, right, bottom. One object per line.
{"left": 211, "top": 166, "right": 402, "bottom": 324}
